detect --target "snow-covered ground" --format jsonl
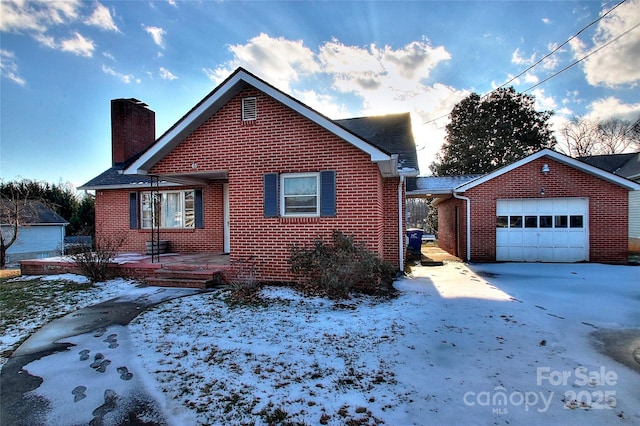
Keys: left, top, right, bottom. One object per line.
{"left": 3, "top": 262, "right": 639, "bottom": 425}
{"left": 127, "top": 262, "right": 640, "bottom": 425}
{"left": 0, "top": 275, "right": 139, "bottom": 365}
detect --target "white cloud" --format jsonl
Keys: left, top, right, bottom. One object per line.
{"left": 542, "top": 18, "right": 551, "bottom": 25}
{"left": 102, "top": 65, "right": 140, "bottom": 84}
{"left": 0, "top": 49, "right": 26, "bottom": 86}
{"left": 0, "top": 0, "right": 81, "bottom": 33}
{"left": 84, "top": 3, "right": 119, "bottom": 32}
{"left": 571, "top": 0, "right": 640, "bottom": 87}
{"left": 212, "top": 33, "right": 320, "bottom": 92}
{"left": 524, "top": 72, "right": 539, "bottom": 84}
{"left": 530, "top": 88, "right": 557, "bottom": 111}
{"left": 511, "top": 48, "right": 535, "bottom": 65}
{"left": 585, "top": 96, "right": 640, "bottom": 122}
{"left": 159, "top": 66, "right": 177, "bottom": 80}
{"left": 60, "top": 32, "right": 95, "bottom": 57}
{"left": 144, "top": 25, "right": 166, "bottom": 48}
{"left": 295, "top": 90, "right": 350, "bottom": 119}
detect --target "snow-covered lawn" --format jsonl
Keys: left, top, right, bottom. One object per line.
{"left": 127, "top": 262, "right": 640, "bottom": 425}
{"left": 2, "top": 263, "right": 638, "bottom": 425}
{"left": 0, "top": 275, "right": 139, "bottom": 365}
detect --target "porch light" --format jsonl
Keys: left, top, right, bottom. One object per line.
{"left": 540, "top": 188, "right": 545, "bottom": 196}
{"left": 541, "top": 163, "right": 550, "bottom": 174}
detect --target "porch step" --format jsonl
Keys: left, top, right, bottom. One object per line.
{"left": 146, "top": 268, "right": 228, "bottom": 289}
{"left": 146, "top": 277, "right": 212, "bottom": 289}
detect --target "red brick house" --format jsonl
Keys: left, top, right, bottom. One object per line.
{"left": 80, "top": 68, "right": 419, "bottom": 281}
{"left": 413, "top": 149, "right": 640, "bottom": 264}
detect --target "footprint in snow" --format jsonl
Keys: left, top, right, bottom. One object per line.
{"left": 103, "top": 334, "right": 119, "bottom": 349}
{"left": 72, "top": 386, "right": 87, "bottom": 402}
{"left": 89, "top": 353, "right": 104, "bottom": 368}
{"left": 93, "top": 328, "right": 107, "bottom": 338}
{"left": 90, "top": 389, "right": 118, "bottom": 423}
{"left": 117, "top": 366, "right": 134, "bottom": 380}
{"left": 79, "top": 349, "right": 90, "bottom": 361}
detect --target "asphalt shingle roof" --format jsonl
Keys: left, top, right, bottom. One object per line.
{"left": 81, "top": 113, "right": 418, "bottom": 189}
{"left": 0, "top": 200, "right": 68, "bottom": 225}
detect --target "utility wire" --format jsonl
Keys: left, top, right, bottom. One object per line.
{"left": 422, "top": 0, "right": 629, "bottom": 126}
{"left": 522, "top": 20, "right": 640, "bottom": 94}
{"left": 492, "top": 0, "right": 628, "bottom": 94}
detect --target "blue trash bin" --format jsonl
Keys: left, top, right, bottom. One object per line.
{"left": 406, "top": 228, "right": 424, "bottom": 253}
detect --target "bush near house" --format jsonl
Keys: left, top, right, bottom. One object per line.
{"left": 289, "top": 230, "right": 396, "bottom": 299}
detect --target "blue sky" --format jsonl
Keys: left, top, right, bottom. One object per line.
{"left": 1, "top": 0, "right": 639, "bottom": 188}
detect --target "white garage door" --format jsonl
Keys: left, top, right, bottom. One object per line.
{"left": 496, "top": 198, "right": 589, "bottom": 262}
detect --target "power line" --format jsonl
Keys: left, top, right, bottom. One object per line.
{"left": 422, "top": 0, "right": 630, "bottom": 127}
{"left": 522, "top": 20, "right": 640, "bottom": 94}
{"left": 492, "top": 0, "right": 628, "bottom": 94}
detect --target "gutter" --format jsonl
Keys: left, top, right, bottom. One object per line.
{"left": 453, "top": 190, "right": 471, "bottom": 262}
{"left": 397, "top": 168, "right": 419, "bottom": 273}
{"left": 398, "top": 175, "right": 405, "bottom": 273}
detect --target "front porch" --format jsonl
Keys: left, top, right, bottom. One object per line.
{"left": 19, "top": 252, "right": 231, "bottom": 288}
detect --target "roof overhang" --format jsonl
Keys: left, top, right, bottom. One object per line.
{"left": 455, "top": 149, "right": 640, "bottom": 192}
{"left": 124, "top": 68, "right": 396, "bottom": 177}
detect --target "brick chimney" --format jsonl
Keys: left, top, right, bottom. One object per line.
{"left": 111, "top": 98, "right": 155, "bottom": 166}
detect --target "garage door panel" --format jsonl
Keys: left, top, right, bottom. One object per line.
{"left": 496, "top": 198, "right": 588, "bottom": 263}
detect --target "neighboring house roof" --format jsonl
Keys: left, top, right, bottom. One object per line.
{"left": 0, "top": 200, "right": 69, "bottom": 226}
{"left": 124, "top": 68, "right": 415, "bottom": 179}
{"left": 578, "top": 152, "right": 640, "bottom": 181}
{"left": 412, "top": 149, "right": 640, "bottom": 196}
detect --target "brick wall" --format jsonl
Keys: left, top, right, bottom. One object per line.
{"left": 441, "top": 157, "right": 629, "bottom": 264}
{"left": 98, "top": 88, "right": 401, "bottom": 281}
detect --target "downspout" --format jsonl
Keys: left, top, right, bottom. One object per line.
{"left": 398, "top": 175, "right": 405, "bottom": 273}
{"left": 453, "top": 191, "right": 471, "bottom": 262}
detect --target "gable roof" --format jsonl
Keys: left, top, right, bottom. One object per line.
{"left": 0, "top": 200, "right": 68, "bottom": 226}
{"left": 578, "top": 152, "right": 640, "bottom": 181}
{"left": 455, "top": 149, "right": 640, "bottom": 192}
{"left": 412, "top": 149, "right": 640, "bottom": 196}
{"left": 124, "top": 68, "right": 411, "bottom": 178}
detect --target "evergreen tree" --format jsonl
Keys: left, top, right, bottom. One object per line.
{"left": 430, "top": 87, "right": 556, "bottom": 176}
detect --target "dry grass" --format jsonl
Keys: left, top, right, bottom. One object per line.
{"left": 0, "top": 269, "right": 21, "bottom": 279}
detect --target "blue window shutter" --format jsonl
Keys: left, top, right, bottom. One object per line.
{"left": 129, "top": 192, "right": 138, "bottom": 229}
{"left": 195, "top": 189, "right": 204, "bottom": 228}
{"left": 264, "top": 173, "right": 278, "bottom": 217}
{"left": 320, "top": 171, "right": 336, "bottom": 217}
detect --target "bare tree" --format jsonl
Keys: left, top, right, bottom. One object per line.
{"left": 0, "top": 181, "right": 33, "bottom": 268}
{"left": 598, "top": 118, "right": 640, "bottom": 154}
{"left": 559, "top": 116, "right": 640, "bottom": 157}
{"left": 558, "top": 117, "right": 600, "bottom": 157}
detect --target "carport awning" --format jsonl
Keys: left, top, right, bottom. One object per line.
{"left": 408, "top": 175, "right": 482, "bottom": 197}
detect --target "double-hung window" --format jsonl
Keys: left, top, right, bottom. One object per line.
{"left": 280, "top": 173, "right": 319, "bottom": 216}
{"left": 140, "top": 190, "right": 195, "bottom": 228}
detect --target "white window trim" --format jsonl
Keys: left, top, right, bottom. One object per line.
{"left": 280, "top": 172, "right": 320, "bottom": 217}
{"left": 140, "top": 190, "right": 195, "bottom": 229}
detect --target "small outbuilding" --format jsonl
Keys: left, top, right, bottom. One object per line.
{"left": 1, "top": 200, "right": 68, "bottom": 264}
{"left": 412, "top": 149, "right": 640, "bottom": 264}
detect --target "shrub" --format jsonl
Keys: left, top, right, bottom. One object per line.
{"left": 224, "top": 256, "right": 262, "bottom": 304}
{"left": 289, "top": 230, "right": 396, "bottom": 299}
{"left": 70, "top": 234, "right": 125, "bottom": 283}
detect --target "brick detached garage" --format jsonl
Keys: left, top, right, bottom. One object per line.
{"left": 80, "top": 68, "right": 419, "bottom": 282}
{"left": 413, "top": 149, "right": 640, "bottom": 264}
